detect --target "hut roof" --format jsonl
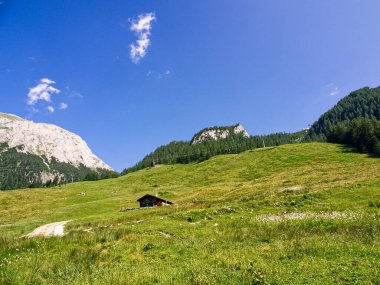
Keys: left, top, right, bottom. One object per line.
{"left": 137, "top": 194, "right": 173, "bottom": 204}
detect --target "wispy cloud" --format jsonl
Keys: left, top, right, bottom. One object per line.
{"left": 129, "top": 13, "right": 156, "bottom": 63}
{"left": 47, "top": 106, "right": 55, "bottom": 113}
{"left": 329, "top": 86, "right": 340, "bottom": 97}
{"left": 147, "top": 69, "right": 171, "bottom": 79}
{"left": 325, "top": 83, "right": 340, "bottom": 97}
{"left": 27, "top": 78, "right": 60, "bottom": 106}
{"left": 59, "top": 103, "right": 68, "bottom": 110}
{"left": 65, "top": 86, "right": 83, "bottom": 98}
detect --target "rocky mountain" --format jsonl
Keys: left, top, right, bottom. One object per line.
{"left": 191, "top": 124, "right": 249, "bottom": 145}
{"left": 0, "top": 113, "right": 113, "bottom": 190}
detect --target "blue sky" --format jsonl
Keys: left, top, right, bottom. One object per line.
{"left": 1, "top": 1, "right": 380, "bottom": 171}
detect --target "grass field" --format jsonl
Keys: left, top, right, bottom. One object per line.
{"left": 0, "top": 143, "right": 379, "bottom": 284}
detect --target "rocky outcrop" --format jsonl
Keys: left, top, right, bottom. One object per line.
{"left": 191, "top": 124, "right": 249, "bottom": 145}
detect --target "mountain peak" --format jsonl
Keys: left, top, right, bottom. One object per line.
{"left": 0, "top": 112, "right": 112, "bottom": 171}
{"left": 191, "top": 124, "right": 249, "bottom": 145}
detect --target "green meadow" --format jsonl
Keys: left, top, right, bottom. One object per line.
{"left": 0, "top": 143, "right": 379, "bottom": 284}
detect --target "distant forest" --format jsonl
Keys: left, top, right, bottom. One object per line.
{"left": 122, "top": 131, "right": 307, "bottom": 174}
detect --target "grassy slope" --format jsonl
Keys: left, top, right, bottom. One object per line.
{"left": 0, "top": 143, "right": 379, "bottom": 284}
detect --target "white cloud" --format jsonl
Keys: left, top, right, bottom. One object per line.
{"left": 59, "top": 103, "right": 68, "bottom": 110}
{"left": 47, "top": 106, "right": 55, "bottom": 113}
{"left": 130, "top": 13, "right": 156, "bottom": 31}
{"left": 27, "top": 78, "right": 60, "bottom": 106}
{"left": 329, "top": 87, "right": 340, "bottom": 97}
{"left": 165, "top": 70, "right": 171, "bottom": 75}
{"left": 129, "top": 13, "right": 156, "bottom": 63}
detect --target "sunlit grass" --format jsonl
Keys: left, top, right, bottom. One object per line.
{"left": 0, "top": 143, "right": 379, "bottom": 284}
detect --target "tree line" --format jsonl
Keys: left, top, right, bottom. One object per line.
{"left": 122, "top": 130, "right": 307, "bottom": 174}
{"left": 327, "top": 117, "right": 380, "bottom": 155}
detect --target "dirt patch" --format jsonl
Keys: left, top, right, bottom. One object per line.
{"left": 23, "top": 221, "right": 69, "bottom": 238}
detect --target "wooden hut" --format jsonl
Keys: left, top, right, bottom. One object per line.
{"left": 137, "top": 194, "right": 173, "bottom": 208}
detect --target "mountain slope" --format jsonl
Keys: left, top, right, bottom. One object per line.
{"left": 0, "top": 113, "right": 113, "bottom": 189}
{"left": 308, "top": 86, "right": 380, "bottom": 138}
{"left": 0, "top": 143, "right": 379, "bottom": 284}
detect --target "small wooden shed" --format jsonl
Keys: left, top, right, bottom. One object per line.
{"left": 137, "top": 194, "right": 173, "bottom": 208}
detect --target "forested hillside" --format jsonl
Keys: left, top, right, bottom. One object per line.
{"left": 308, "top": 87, "right": 380, "bottom": 139}
{"left": 122, "top": 129, "right": 307, "bottom": 174}
{"left": 0, "top": 143, "right": 117, "bottom": 190}
{"left": 307, "top": 86, "right": 380, "bottom": 155}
